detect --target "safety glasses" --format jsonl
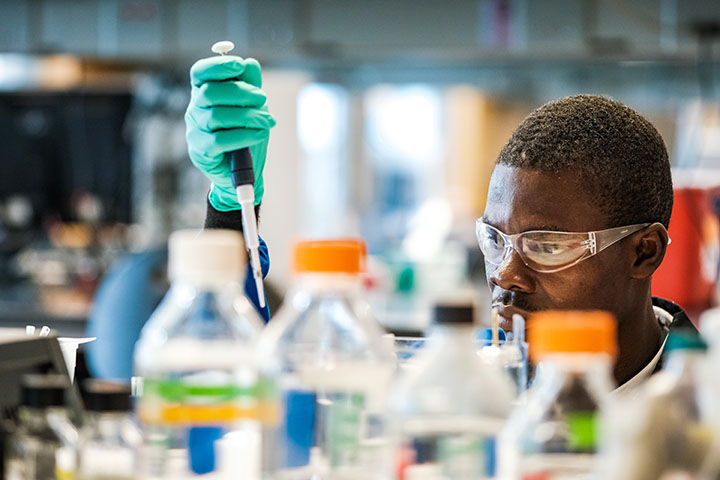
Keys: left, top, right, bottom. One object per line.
{"left": 476, "top": 220, "right": 652, "bottom": 273}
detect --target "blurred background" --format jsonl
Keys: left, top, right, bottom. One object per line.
{"left": 1, "top": 0, "right": 720, "bottom": 343}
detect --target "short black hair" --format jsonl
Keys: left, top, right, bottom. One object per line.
{"left": 497, "top": 94, "right": 673, "bottom": 229}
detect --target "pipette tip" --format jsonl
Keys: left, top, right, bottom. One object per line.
{"left": 255, "top": 276, "right": 266, "bottom": 308}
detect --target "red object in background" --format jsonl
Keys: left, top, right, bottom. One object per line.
{"left": 522, "top": 472, "right": 551, "bottom": 480}
{"left": 396, "top": 445, "right": 415, "bottom": 480}
{"left": 653, "top": 187, "right": 720, "bottom": 322}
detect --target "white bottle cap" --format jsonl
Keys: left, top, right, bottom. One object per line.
{"left": 168, "top": 229, "right": 247, "bottom": 287}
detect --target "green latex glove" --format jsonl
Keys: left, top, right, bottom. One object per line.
{"left": 185, "top": 55, "right": 276, "bottom": 211}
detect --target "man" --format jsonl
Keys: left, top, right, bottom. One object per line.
{"left": 478, "top": 94, "right": 694, "bottom": 388}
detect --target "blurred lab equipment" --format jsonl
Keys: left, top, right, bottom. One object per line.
{"left": 0, "top": 90, "right": 135, "bottom": 336}
{"left": 256, "top": 239, "right": 394, "bottom": 479}
{"left": 652, "top": 173, "right": 720, "bottom": 320}
{"left": 4, "top": 374, "right": 77, "bottom": 480}
{"left": 390, "top": 302, "right": 514, "bottom": 479}
{"left": 127, "top": 75, "right": 202, "bottom": 243}
{"left": 392, "top": 335, "right": 427, "bottom": 370}
{"left": 0, "top": 331, "right": 82, "bottom": 480}
{"left": 602, "top": 330, "right": 715, "bottom": 480}
{"left": 498, "top": 310, "right": 617, "bottom": 480}
{"left": 477, "top": 312, "right": 528, "bottom": 396}
{"left": 55, "top": 337, "right": 95, "bottom": 384}
{"left": 134, "top": 230, "right": 263, "bottom": 479}
{"left": 76, "top": 380, "right": 138, "bottom": 480}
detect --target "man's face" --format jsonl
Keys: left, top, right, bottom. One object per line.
{"left": 482, "top": 164, "right": 633, "bottom": 331}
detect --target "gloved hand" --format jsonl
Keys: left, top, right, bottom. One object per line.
{"left": 185, "top": 55, "right": 276, "bottom": 211}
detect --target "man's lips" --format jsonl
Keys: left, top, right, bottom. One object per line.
{"left": 492, "top": 304, "right": 530, "bottom": 332}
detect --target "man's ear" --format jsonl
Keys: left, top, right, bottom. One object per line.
{"left": 630, "top": 223, "right": 669, "bottom": 279}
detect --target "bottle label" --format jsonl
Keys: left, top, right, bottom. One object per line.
{"left": 517, "top": 411, "right": 598, "bottom": 479}
{"left": 326, "top": 391, "right": 365, "bottom": 466}
{"left": 401, "top": 434, "right": 496, "bottom": 479}
{"left": 276, "top": 389, "right": 368, "bottom": 470}
{"left": 566, "top": 412, "right": 597, "bottom": 451}
{"left": 139, "top": 378, "right": 264, "bottom": 426}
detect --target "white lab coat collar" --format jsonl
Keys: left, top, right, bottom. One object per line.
{"left": 613, "top": 305, "right": 674, "bottom": 395}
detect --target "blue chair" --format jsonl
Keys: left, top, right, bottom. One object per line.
{"left": 86, "top": 248, "right": 167, "bottom": 380}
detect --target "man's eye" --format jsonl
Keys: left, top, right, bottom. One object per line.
{"left": 486, "top": 230, "right": 502, "bottom": 246}
{"left": 540, "top": 243, "right": 563, "bottom": 254}
{"left": 525, "top": 240, "right": 563, "bottom": 255}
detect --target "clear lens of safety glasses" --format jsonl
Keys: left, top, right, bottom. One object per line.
{"left": 476, "top": 220, "right": 652, "bottom": 273}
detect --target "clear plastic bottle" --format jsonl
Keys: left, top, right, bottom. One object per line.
{"left": 391, "top": 302, "right": 515, "bottom": 480}
{"left": 76, "top": 380, "right": 138, "bottom": 480}
{"left": 256, "top": 239, "right": 394, "bottom": 480}
{"left": 498, "top": 310, "right": 617, "bottom": 480}
{"left": 4, "top": 374, "right": 77, "bottom": 480}
{"left": 700, "top": 307, "right": 720, "bottom": 447}
{"left": 602, "top": 329, "right": 716, "bottom": 480}
{"left": 134, "top": 229, "right": 264, "bottom": 479}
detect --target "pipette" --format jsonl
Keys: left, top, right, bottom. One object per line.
{"left": 211, "top": 40, "right": 266, "bottom": 308}
{"left": 512, "top": 313, "right": 525, "bottom": 346}
{"left": 491, "top": 308, "right": 500, "bottom": 347}
{"left": 512, "top": 313, "right": 528, "bottom": 393}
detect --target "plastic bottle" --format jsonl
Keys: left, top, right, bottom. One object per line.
{"left": 256, "top": 239, "right": 394, "bottom": 480}
{"left": 134, "top": 229, "right": 264, "bottom": 479}
{"left": 498, "top": 310, "right": 617, "bottom": 480}
{"left": 76, "top": 380, "right": 139, "bottom": 480}
{"left": 391, "top": 302, "right": 515, "bottom": 480}
{"left": 700, "top": 308, "right": 720, "bottom": 477}
{"left": 602, "top": 329, "right": 716, "bottom": 479}
{"left": 4, "top": 374, "right": 77, "bottom": 480}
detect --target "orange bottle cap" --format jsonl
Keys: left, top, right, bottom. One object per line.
{"left": 528, "top": 310, "right": 617, "bottom": 361}
{"left": 292, "top": 239, "right": 367, "bottom": 274}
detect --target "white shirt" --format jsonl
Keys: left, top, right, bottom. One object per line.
{"left": 614, "top": 305, "right": 675, "bottom": 395}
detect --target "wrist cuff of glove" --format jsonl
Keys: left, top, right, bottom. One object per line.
{"left": 209, "top": 183, "right": 264, "bottom": 211}
{"left": 205, "top": 197, "right": 261, "bottom": 230}
{"left": 208, "top": 187, "right": 240, "bottom": 212}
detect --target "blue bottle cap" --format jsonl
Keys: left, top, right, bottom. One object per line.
{"left": 188, "top": 426, "right": 223, "bottom": 474}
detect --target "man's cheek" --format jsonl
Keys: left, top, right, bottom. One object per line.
{"left": 540, "top": 276, "right": 594, "bottom": 309}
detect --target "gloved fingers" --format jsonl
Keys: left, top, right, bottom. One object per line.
{"left": 208, "top": 183, "right": 240, "bottom": 211}
{"left": 187, "top": 126, "right": 269, "bottom": 160}
{"left": 189, "top": 151, "right": 228, "bottom": 179}
{"left": 189, "top": 106, "right": 276, "bottom": 132}
{"left": 191, "top": 81, "right": 267, "bottom": 108}
{"left": 242, "top": 58, "right": 263, "bottom": 88}
{"left": 249, "top": 141, "right": 267, "bottom": 178}
{"left": 190, "top": 55, "right": 246, "bottom": 85}
{"left": 212, "top": 127, "right": 270, "bottom": 156}
{"left": 198, "top": 139, "right": 266, "bottom": 179}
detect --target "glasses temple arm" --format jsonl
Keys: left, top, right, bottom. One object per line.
{"left": 593, "top": 224, "right": 650, "bottom": 253}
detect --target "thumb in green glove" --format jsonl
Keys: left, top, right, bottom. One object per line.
{"left": 185, "top": 55, "right": 276, "bottom": 211}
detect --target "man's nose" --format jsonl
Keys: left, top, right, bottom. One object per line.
{"left": 487, "top": 249, "right": 536, "bottom": 293}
